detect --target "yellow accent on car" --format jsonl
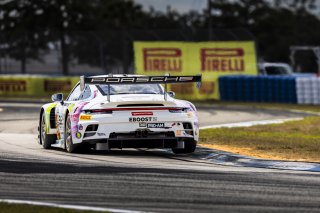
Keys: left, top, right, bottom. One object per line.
{"left": 67, "top": 103, "right": 75, "bottom": 112}
{"left": 80, "top": 114, "right": 92, "bottom": 120}
{"left": 45, "top": 103, "right": 57, "bottom": 133}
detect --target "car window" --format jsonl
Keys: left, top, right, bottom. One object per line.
{"left": 67, "top": 85, "right": 81, "bottom": 101}
{"left": 98, "top": 84, "right": 164, "bottom": 95}
{"left": 79, "top": 85, "right": 92, "bottom": 100}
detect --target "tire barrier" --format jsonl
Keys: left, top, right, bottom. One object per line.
{"left": 219, "top": 75, "right": 299, "bottom": 103}
{"left": 296, "top": 77, "right": 320, "bottom": 104}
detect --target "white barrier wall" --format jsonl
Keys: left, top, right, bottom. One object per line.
{"left": 296, "top": 77, "right": 320, "bottom": 104}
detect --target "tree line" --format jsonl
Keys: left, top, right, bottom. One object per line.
{"left": 1, "top": 0, "right": 319, "bottom": 74}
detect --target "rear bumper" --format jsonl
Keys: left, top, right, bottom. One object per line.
{"left": 83, "top": 131, "right": 192, "bottom": 149}
{"left": 71, "top": 110, "right": 199, "bottom": 146}
{"left": 84, "top": 138, "right": 187, "bottom": 149}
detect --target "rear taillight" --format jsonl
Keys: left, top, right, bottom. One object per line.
{"left": 82, "top": 109, "right": 113, "bottom": 114}
{"left": 169, "top": 108, "right": 191, "bottom": 113}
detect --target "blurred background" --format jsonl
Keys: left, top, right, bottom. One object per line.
{"left": 0, "top": 0, "right": 319, "bottom": 103}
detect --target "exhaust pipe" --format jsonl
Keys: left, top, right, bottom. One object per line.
{"left": 177, "top": 141, "right": 185, "bottom": 149}
{"left": 142, "top": 130, "right": 148, "bottom": 137}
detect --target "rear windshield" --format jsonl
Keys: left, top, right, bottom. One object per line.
{"left": 98, "top": 84, "right": 164, "bottom": 95}
{"left": 265, "top": 66, "right": 291, "bottom": 75}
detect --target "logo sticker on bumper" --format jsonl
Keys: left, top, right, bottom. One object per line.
{"left": 147, "top": 123, "right": 165, "bottom": 128}
{"left": 129, "top": 117, "right": 157, "bottom": 122}
{"left": 80, "top": 115, "right": 92, "bottom": 120}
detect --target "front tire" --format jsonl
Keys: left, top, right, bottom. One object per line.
{"left": 64, "top": 115, "right": 78, "bottom": 153}
{"left": 40, "top": 112, "right": 56, "bottom": 149}
{"left": 172, "top": 140, "right": 197, "bottom": 154}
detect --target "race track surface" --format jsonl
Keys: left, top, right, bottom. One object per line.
{"left": 0, "top": 103, "right": 319, "bottom": 213}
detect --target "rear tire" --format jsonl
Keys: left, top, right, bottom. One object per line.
{"left": 172, "top": 140, "right": 197, "bottom": 154}
{"left": 64, "top": 115, "right": 78, "bottom": 153}
{"left": 40, "top": 112, "right": 56, "bottom": 149}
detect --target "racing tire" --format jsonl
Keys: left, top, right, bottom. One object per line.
{"left": 64, "top": 115, "right": 78, "bottom": 153}
{"left": 40, "top": 112, "right": 56, "bottom": 149}
{"left": 172, "top": 140, "right": 197, "bottom": 154}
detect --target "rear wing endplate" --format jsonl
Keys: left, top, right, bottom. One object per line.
{"left": 80, "top": 75, "right": 202, "bottom": 101}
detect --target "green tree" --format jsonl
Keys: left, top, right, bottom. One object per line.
{"left": 0, "top": 0, "right": 49, "bottom": 73}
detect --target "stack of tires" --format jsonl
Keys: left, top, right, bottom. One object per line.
{"left": 219, "top": 75, "right": 298, "bottom": 103}
{"left": 296, "top": 77, "right": 320, "bottom": 104}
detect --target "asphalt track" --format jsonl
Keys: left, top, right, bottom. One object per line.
{"left": 0, "top": 102, "right": 320, "bottom": 212}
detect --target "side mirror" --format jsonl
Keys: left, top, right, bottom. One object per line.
{"left": 51, "top": 93, "right": 63, "bottom": 102}
{"left": 167, "top": 91, "right": 175, "bottom": 98}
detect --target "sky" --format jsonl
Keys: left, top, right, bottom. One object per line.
{"left": 134, "top": 0, "right": 207, "bottom": 13}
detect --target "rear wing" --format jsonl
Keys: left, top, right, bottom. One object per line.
{"left": 80, "top": 75, "right": 202, "bottom": 101}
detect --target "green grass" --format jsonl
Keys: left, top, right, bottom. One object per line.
{"left": 0, "top": 203, "right": 106, "bottom": 213}
{"left": 199, "top": 116, "right": 320, "bottom": 162}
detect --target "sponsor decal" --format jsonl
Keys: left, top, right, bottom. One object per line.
{"left": 132, "top": 112, "right": 153, "bottom": 116}
{"left": 76, "top": 132, "right": 82, "bottom": 138}
{"left": 147, "top": 123, "right": 165, "bottom": 128}
{"left": 87, "top": 76, "right": 196, "bottom": 84}
{"left": 200, "top": 48, "right": 245, "bottom": 72}
{"left": 55, "top": 113, "right": 63, "bottom": 139}
{"left": 175, "top": 130, "right": 182, "bottom": 136}
{"left": 139, "top": 122, "right": 147, "bottom": 127}
{"left": 129, "top": 117, "right": 157, "bottom": 122}
{"left": 80, "top": 114, "right": 92, "bottom": 120}
{"left": 143, "top": 48, "right": 182, "bottom": 72}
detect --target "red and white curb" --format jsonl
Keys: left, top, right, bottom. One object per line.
{"left": 0, "top": 199, "right": 148, "bottom": 213}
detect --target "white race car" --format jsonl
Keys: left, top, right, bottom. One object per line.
{"left": 38, "top": 75, "right": 201, "bottom": 154}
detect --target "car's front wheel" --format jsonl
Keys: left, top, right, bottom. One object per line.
{"left": 172, "top": 140, "right": 197, "bottom": 154}
{"left": 40, "top": 112, "right": 56, "bottom": 149}
{"left": 64, "top": 115, "right": 78, "bottom": 153}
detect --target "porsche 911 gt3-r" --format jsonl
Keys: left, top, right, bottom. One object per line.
{"left": 38, "top": 75, "right": 201, "bottom": 154}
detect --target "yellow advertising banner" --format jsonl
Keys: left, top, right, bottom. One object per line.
{"left": 134, "top": 41, "right": 258, "bottom": 100}
{"left": 0, "top": 75, "right": 79, "bottom": 98}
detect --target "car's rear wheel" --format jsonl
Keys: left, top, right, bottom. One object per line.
{"left": 172, "top": 140, "right": 197, "bottom": 154}
{"left": 64, "top": 115, "right": 78, "bottom": 153}
{"left": 40, "top": 112, "right": 56, "bottom": 149}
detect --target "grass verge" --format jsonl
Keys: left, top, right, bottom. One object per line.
{"left": 0, "top": 203, "right": 104, "bottom": 213}
{"left": 194, "top": 101, "right": 320, "bottom": 113}
{"left": 199, "top": 116, "right": 320, "bottom": 163}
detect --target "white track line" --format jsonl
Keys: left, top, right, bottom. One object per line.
{"left": 200, "top": 117, "right": 303, "bottom": 129}
{"left": 0, "top": 199, "right": 147, "bottom": 213}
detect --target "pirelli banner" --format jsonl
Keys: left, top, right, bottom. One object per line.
{"left": 134, "top": 41, "right": 258, "bottom": 100}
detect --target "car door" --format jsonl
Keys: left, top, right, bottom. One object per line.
{"left": 55, "top": 83, "right": 82, "bottom": 141}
